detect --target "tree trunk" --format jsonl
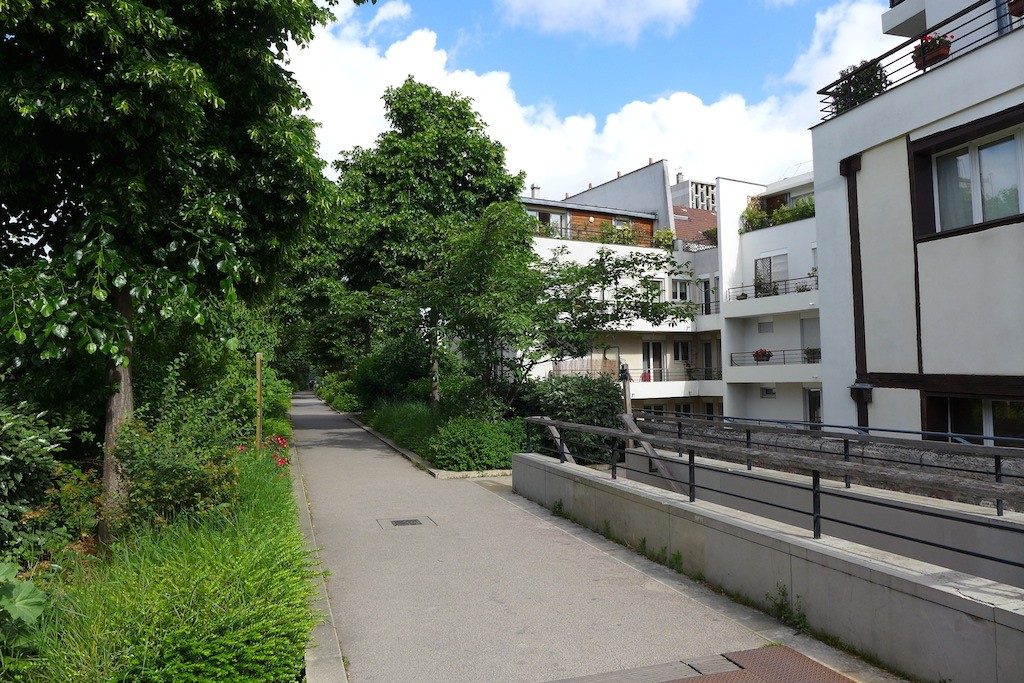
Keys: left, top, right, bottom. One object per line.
{"left": 429, "top": 313, "right": 440, "bottom": 408}
{"left": 98, "top": 287, "right": 134, "bottom": 543}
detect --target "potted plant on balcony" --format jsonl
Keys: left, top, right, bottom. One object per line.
{"left": 830, "top": 60, "right": 889, "bottom": 115}
{"left": 803, "top": 347, "right": 821, "bottom": 363}
{"left": 913, "top": 33, "right": 953, "bottom": 70}
{"left": 1010, "top": 0, "right": 1023, "bottom": 18}
{"left": 752, "top": 348, "right": 773, "bottom": 363}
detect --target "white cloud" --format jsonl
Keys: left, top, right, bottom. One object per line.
{"left": 495, "top": 0, "right": 700, "bottom": 44}
{"left": 366, "top": 1, "right": 412, "bottom": 34}
{"left": 288, "top": 1, "right": 903, "bottom": 197}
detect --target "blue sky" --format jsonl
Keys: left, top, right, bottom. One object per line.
{"left": 290, "top": 0, "right": 902, "bottom": 197}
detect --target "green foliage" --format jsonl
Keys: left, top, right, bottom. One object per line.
{"left": 317, "top": 372, "right": 364, "bottom": 412}
{"left": 349, "top": 333, "right": 432, "bottom": 407}
{"left": 770, "top": 197, "right": 815, "bottom": 225}
{"left": 28, "top": 451, "right": 318, "bottom": 682}
{"left": 364, "top": 400, "right": 444, "bottom": 457}
{"left": 740, "top": 199, "right": 771, "bottom": 233}
{"left": 0, "top": 563, "right": 47, "bottom": 669}
{"left": 831, "top": 60, "right": 890, "bottom": 115}
{"left": 740, "top": 197, "right": 815, "bottom": 234}
{"left": 0, "top": 404, "right": 67, "bottom": 566}
{"left": 594, "top": 221, "right": 637, "bottom": 246}
{"left": 652, "top": 228, "right": 675, "bottom": 250}
{"left": 765, "top": 582, "right": 808, "bottom": 631}
{"left": 113, "top": 373, "right": 243, "bottom": 529}
{"left": 427, "top": 417, "right": 524, "bottom": 471}
{"left": 522, "top": 375, "right": 624, "bottom": 463}
{"left": 523, "top": 375, "right": 624, "bottom": 428}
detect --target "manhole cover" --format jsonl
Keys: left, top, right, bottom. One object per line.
{"left": 376, "top": 516, "right": 437, "bottom": 530}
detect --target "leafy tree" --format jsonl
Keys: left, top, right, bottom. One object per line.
{"left": 336, "top": 77, "right": 525, "bottom": 402}
{"left": 444, "top": 202, "right": 695, "bottom": 401}
{"left": 0, "top": 1, "right": 336, "bottom": 531}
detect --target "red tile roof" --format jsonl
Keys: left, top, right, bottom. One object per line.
{"left": 673, "top": 206, "right": 718, "bottom": 241}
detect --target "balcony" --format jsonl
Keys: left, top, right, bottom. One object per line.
{"left": 731, "top": 348, "right": 820, "bottom": 366}
{"left": 818, "top": 0, "right": 1022, "bottom": 120}
{"left": 727, "top": 276, "right": 818, "bottom": 301}
{"left": 637, "top": 366, "right": 723, "bottom": 382}
{"left": 697, "top": 300, "right": 720, "bottom": 315}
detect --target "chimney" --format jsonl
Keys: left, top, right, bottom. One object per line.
{"left": 564, "top": 192, "right": 569, "bottom": 199}
{"left": 648, "top": 157, "right": 653, "bottom": 165}
{"left": 616, "top": 171, "right": 621, "bottom": 178}
{"left": 588, "top": 182, "right": 593, "bottom": 189}
{"left": 530, "top": 183, "right": 540, "bottom": 198}
{"left": 676, "top": 172, "right": 684, "bottom": 184}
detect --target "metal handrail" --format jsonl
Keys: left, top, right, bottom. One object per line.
{"left": 818, "top": 0, "right": 1021, "bottom": 120}
{"left": 522, "top": 415, "right": 1024, "bottom": 580}
{"left": 728, "top": 275, "right": 818, "bottom": 300}
{"left": 730, "top": 348, "right": 821, "bottom": 366}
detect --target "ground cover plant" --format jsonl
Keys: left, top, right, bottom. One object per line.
{"left": 16, "top": 444, "right": 316, "bottom": 682}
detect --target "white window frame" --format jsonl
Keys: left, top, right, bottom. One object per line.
{"left": 671, "top": 278, "right": 689, "bottom": 302}
{"left": 932, "top": 125, "right": 1024, "bottom": 231}
{"left": 673, "top": 340, "right": 690, "bottom": 362}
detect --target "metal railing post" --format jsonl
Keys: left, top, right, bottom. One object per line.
{"left": 610, "top": 439, "right": 617, "bottom": 479}
{"left": 843, "top": 438, "right": 851, "bottom": 488}
{"left": 995, "top": 453, "right": 1004, "bottom": 516}
{"left": 812, "top": 470, "right": 822, "bottom": 539}
{"left": 688, "top": 448, "right": 696, "bottom": 502}
{"left": 745, "top": 429, "right": 752, "bottom": 470}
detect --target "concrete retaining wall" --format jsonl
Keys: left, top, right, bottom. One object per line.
{"left": 513, "top": 452, "right": 1024, "bottom": 683}
{"left": 621, "top": 450, "right": 1024, "bottom": 586}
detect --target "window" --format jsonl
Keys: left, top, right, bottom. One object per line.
{"left": 528, "top": 210, "right": 570, "bottom": 237}
{"left": 912, "top": 108, "right": 1024, "bottom": 237}
{"left": 760, "top": 387, "right": 777, "bottom": 399}
{"left": 673, "top": 340, "right": 690, "bottom": 362}
{"left": 935, "top": 133, "right": 1022, "bottom": 231}
{"left": 671, "top": 279, "right": 689, "bottom": 302}
{"left": 925, "top": 396, "right": 1024, "bottom": 447}
{"left": 758, "top": 321, "right": 774, "bottom": 333}
{"left": 646, "top": 279, "right": 665, "bottom": 302}
{"left": 613, "top": 216, "right": 632, "bottom": 229}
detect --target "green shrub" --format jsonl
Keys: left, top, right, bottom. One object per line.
{"left": 522, "top": 375, "right": 623, "bottom": 463}
{"left": 349, "top": 333, "right": 431, "bottom": 407}
{"left": 740, "top": 200, "right": 770, "bottom": 233}
{"left": 364, "top": 400, "right": 442, "bottom": 456}
{"left": 427, "top": 417, "right": 524, "bottom": 471}
{"left": 770, "top": 197, "right": 815, "bottom": 225}
{"left": 831, "top": 60, "right": 889, "bottom": 115}
{"left": 317, "top": 372, "right": 363, "bottom": 412}
{"left": 113, "top": 380, "right": 243, "bottom": 529}
{"left": 652, "top": 228, "right": 675, "bottom": 250}
{"left": 0, "top": 404, "right": 67, "bottom": 566}
{"left": 29, "top": 450, "right": 318, "bottom": 682}
{"left": 0, "top": 562, "right": 47, "bottom": 672}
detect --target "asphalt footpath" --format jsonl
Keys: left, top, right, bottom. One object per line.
{"left": 290, "top": 392, "right": 903, "bottom": 683}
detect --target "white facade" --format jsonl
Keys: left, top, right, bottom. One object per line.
{"left": 525, "top": 163, "right": 824, "bottom": 425}
{"left": 813, "top": 0, "right": 1024, "bottom": 438}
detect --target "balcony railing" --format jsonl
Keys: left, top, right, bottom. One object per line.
{"left": 637, "top": 366, "right": 723, "bottom": 381}
{"left": 534, "top": 224, "right": 656, "bottom": 248}
{"left": 730, "top": 348, "right": 821, "bottom": 367}
{"left": 727, "top": 276, "right": 818, "bottom": 301}
{"left": 818, "top": 0, "right": 1021, "bottom": 120}
{"left": 696, "top": 300, "right": 720, "bottom": 315}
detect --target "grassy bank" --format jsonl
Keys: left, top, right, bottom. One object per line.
{"left": 15, "top": 443, "right": 317, "bottom": 682}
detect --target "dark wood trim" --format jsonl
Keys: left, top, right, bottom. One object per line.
{"left": 906, "top": 135, "right": 925, "bottom": 373}
{"left": 915, "top": 214, "right": 1024, "bottom": 242}
{"left": 840, "top": 154, "right": 868, "bottom": 428}
{"left": 860, "top": 372, "right": 1024, "bottom": 398}
{"left": 909, "top": 104, "right": 1024, "bottom": 240}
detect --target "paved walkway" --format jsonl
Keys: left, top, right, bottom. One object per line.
{"left": 290, "top": 393, "right": 903, "bottom": 683}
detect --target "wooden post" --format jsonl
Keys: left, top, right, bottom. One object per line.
{"left": 256, "top": 352, "right": 263, "bottom": 448}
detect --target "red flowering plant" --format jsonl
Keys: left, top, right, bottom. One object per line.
{"left": 264, "top": 434, "right": 291, "bottom": 468}
{"left": 915, "top": 33, "right": 953, "bottom": 54}
{"left": 752, "top": 348, "right": 773, "bottom": 362}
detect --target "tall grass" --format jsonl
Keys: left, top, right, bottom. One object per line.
{"left": 363, "top": 399, "right": 443, "bottom": 456}
{"left": 22, "top": 449, "right": 318, "bottom": 682}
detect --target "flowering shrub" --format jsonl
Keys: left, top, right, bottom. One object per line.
{"left": 918, "top": 33, "right": 953, "bottom": 50}
{"left": 752, "top": 348, "right": 773, "bottom": 362}
{"left": 262, "top": 435, "right": 290, "bottom": 468}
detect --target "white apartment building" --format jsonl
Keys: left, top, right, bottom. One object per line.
{"left": 524, "top": 161, "right": 823, "bottom": 425}
{"left": 813, "top": 0, "right": 1024, "bottom": 440}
